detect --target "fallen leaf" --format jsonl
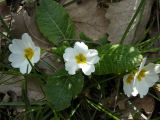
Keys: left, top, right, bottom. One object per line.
{"left": 117, "top": 96, "right": 155, "bottom": 120}
{"left": 134, "top": 96, "right": 155, "bottom": 119}
{"left": 105, "top": 0, "right": 153, "bottom": 44}
{"left": 66, "top": 0, "right": 109, "bottom": 40}
{"left": 0, "top": 73, "right": 44, "bottom": 101}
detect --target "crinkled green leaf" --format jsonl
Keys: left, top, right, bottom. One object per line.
{"left": 36, "top": 0, "right": 75, "bottom": 46}
{"left": 44, "top": 69, "right": 84, "bottom": 111}
{"left": 95, "top": 44, "right": 143, "bottom": 75}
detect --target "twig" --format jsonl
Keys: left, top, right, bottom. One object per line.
{"left": 22, "top": 75, "right": 31, "bottom": 120}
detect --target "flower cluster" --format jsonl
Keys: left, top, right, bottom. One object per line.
{"left": 123, "top": 58, "right": 160, "bottom": 98}
{"left": 8, "top": 33, "right": 160, "bottom": 98}
{"left": 8, "top": 33, "right": 100, "bottom": 76}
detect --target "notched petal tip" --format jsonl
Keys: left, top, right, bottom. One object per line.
{"left": 155, "top": 64, "right": 160, "bottom": 74}
{"left": 74, "top": 41, "right": 88, "bottom": 53}
{"left": 65, "top": 61, "right": 79, "bottom": 75}
{"left": 63, "top": 47, "right": 74, "bottom": 61}
{"left": 81, "top": 64, "right": 95, "bottom": 76}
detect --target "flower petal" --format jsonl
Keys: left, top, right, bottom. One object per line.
{"left": 144, "top": 73, "right": 159, "bottom": 87}
{"left": 80, "top": 64, "right": 95, "bottom": 75}
{"left": 33, "top": 47, "right": 40, "bottom": 63}
{"left": 65, "top": 61, "right": 79, "bottom": 75}
{"left": 155, "top": 64, "right": 160, "bottom": 73}
{"left": 19, "top": 63, "right": 32, "bottom": 74}
{"left": 9, "top": 53, "right": 26, "bottom": 67}
{"left": 123, "top": 74, "right": 134, "bottom": 97}
{"left": 139, "top": 57, "right": 147, "bottom": 71}
{"left": 144, "top": 63, "right": 155, "bottom": 72}
{"left": 87, "top": 49, "right": 100, "bottom": 64}
{"left": 22, "top": 33, "right": 35, "bottom": 47}
{"left": 143, "top": 63, "right": 159, "bottom": 86}
{"left": 9, "top": 39, "right": 25, "bottom": 53}
{"left": 63, "top": 48, "right": 75, "bottom": 61}
{"left": 134, "top": 57, "right": 147, "bottom": 82}
{"left": 74, "top": 42, "right": 88, "bottom": 54}
{"left": 135, "top": 80, "right": 149, "bottom": 98}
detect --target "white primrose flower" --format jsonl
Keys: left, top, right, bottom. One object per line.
{"left": 123, "top": 58, "right": 160, "bottom": 98}
{"left": 8, "top": 33, "right": 40, "bottom": 74}
{"left": 63, "top": 42, "right": 100, "bottom": 75}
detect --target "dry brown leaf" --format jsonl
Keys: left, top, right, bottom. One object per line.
{"left": 66, "top": 0, "right": 109, "bottom": 40}
{"left": 105, "top": 0, "right": 153, "bottom": 44}
{"left": 117, "top": 96, "right": 155, "bottom": 120}
{"left": 0, "top": 73, "right": 44, "bottom": 101}
{"left": 134, "top": 96, "right": 155, "bottom": 119}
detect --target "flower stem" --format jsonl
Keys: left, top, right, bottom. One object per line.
{"left": 22, "top": 76, "right": 32, "bottom": 120}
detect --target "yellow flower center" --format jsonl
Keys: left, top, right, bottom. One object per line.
{"left": 126, "top": 74, "right": 134, "bottom": 84}
{"left": 24, "top": 48, "right": 34, "bottom": 60}
{"left": 137, "top": 69, "right": 146, "bottom": 81}
{"left": 75, "top": 53, "right": 87, "bottom": 64}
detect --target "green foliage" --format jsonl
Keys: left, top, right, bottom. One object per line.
{"left": 95, "top": 44, "right": 143, "bottom": 75}
{"left": 52, "top": 41, "right": 70, "bottom": 57}
{"left": 44, "top": 69, "right": 84, "bottom": 111}
{"left": 79, "top": 32, "right": 92, "bottom": 41}
{"left": 98, "top": 35, "right": 110, "bottom": 45}
{"left": 36, "top": 0, "right": 75, "bottom": 46}
{"left": 52, "top": 46, "right": 66, "bottom": 57}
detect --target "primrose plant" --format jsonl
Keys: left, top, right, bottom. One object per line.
{"left": 5, "top": 0, "right": 160, "bottom": 112}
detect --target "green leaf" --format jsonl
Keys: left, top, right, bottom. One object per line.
{"left": 95, "top": 44, "right": 143, "bottom": 75}
{"left": 98, "top": 35, "right": 110, "bottom": 45}
{"left": 52, "top": 41, "right": 70, "bottom": 57}
{"left": 79, "top": 32, "right": 92, "bottom": 41}
{"left": 52, "top": 46, "right": 66, "bottom": 57}
{"left": 36, "top": 0, "right": 75, "bottom": 46}
{"left": 44, "top": 69, "right": 84, "bottom": 111}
